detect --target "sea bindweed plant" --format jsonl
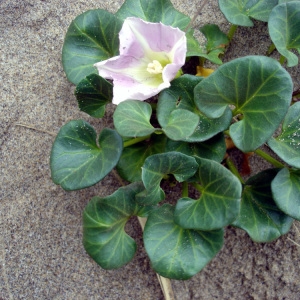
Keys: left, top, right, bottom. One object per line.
{"left": 50, "top": 0, "right": 300, "bottom": 282}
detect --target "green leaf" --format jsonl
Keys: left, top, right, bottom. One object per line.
{"left": 116, "top": 0, "right": 201, "bottom": 57}
{"left": 162, "top": 109, "right": 200, "bottom": 141}
{"left": 158, "top": 75, "right": 232, "bottom": 142}
{"left": 218, "top": 0, "right": 278, "bottom": 26}
{"left": 113, "top": 100, "right": 155, "bottom": 137}
{"left": 232, "top": 169, "right": 294, "bottom": 242}
{"left": 83, "top": 182, "right": 145, "bottom": 269}
{"left": 279, "top": 0, "right": 300, "bottom": 3}
{"left": 268, "top": 102, "right": 300, "bottom": 168}
{"left": 166, "top": 133, "right": 226, "bottom": 163}
{"left": 117, "top": 134, "right": 166, "bottom": 182}
{"left": 62, "top": 9, "right": 122, "bottom": 85}
{"left": 144, "top": 204, "right": 224, "bottom": 280}
{"left": 268, "top": 2, "right": 300, "bottom": 67}
{"left": 174, "top": 157, "right": 242, "bottom": 230}
{"left": 272, "top": 168, "right": 300, "bottom": 220}
{"left": 199, "top": 24, "right": 229, "bottom": 64}
{"left": 117, "top": 0, "right": 189, "bottom": 27}
{"left": 136, "top": 152, "right": 198, "bottom": 205}
{"left": 185, "top": 31, "right": 208, "bottom": 57}
{"left": 194, "top": 56, "right": 293, "bottom": 152}
{"left": 50, "top": 120, "right": 123, "bottom": 190}
{"left": 75, "top": 74, "right": 112, "bottom": 118}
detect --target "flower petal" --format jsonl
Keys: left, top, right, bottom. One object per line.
{"left": 120, "top": 18, "right": 186, "bottom": 57}
{"left": 94, "top": 17, "right": 187, "bottom": 104}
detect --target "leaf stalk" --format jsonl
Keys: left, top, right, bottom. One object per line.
{"left": 226, "top": 157, "right": 245, "bottom": 184}
{"left": 123, "top": 135, "right": 151, "bottom": 147}
{"left": 254, "top": 148, "right": 285, "bottom": 168}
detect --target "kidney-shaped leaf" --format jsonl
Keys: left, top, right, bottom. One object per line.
{"left": 62, "top": 9, "right": 122, "bottom": 85}
{"left": 174, "top": 157, "right": 242, "bottom": 230}
{"left": 268, "top": 102, "right": 300, "bottom": 168}
{"left": 232, "top": 169, "right": 294, "bottom": 242}
{"left": 199, "top": 24, "right": 229, "bottom": 64}
{"left": 117, "top": 134, "right": 166, "bottom": 182}
{"left": 268, "top": 2, "right": 300, "bottom": 67}
{"left": 144, "top": 204, "right": 224, "bottom": 280}
{"left": 136, "top": 152, "right": 198, "bottom": 205}
{"left": 50, "top": 120, "right": 123, "bottom": 190}
{"left": 218, "top": 0, "right": 278, "bottom": 26}
{"left": 166, "top": 133, "right": 226, "bottom": 163}
{"left": 117, "top": 0, "right": 188, "bottom": 27}
{"left": 158, "top": 75, "right": 232, "bottom": 142}
{"left": 272, "top": 168, "right": 300, "bottom": 221}
{"left": 194, "top": 56, "right": 293, "bottom": 152}
{"left": 162, "top": 109, "right": 200, "bottom": 141}
{"left": 83, "top": 182, "right": 145, "bottom": 269}
{"left": 75, "top": 74, "right": 113, "bottom": 118}
{"left": 113, "top": 100, "right": 155, "bottom": 137}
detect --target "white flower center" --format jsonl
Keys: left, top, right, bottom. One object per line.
{"left": 147, "top": 60, "right": 163, "bottom": 74}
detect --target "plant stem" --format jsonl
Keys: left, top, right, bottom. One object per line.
{"left": 191, "top": 182, "right": 204, "bottom": 193}
{"left": 182, "top": 181, "right": 189, "bottom": 197}
{"left": 227, "top": 24, "right": 238, "bottom": 42}
{"left": 279, "top": 55, "right": 286, "bottom": 65}
{"left": 150, "top": 103, "right": 157, "bottom": 111}
{"left": 254, "top": 148, "right": 285, "bottom": 168}
{"left": 266, "top": 43, "right": 276, "bottom": 56}
{"left": 223, "top": 129, "right": 230, "bottom": 136}
{"left": 200, "top": 55, "right": 208, "bottom": 67}
{"left": 123, "top": 135, "right": 151, "bottom": 147}
{"left": 226, "top": 157, "right": 245, "bottom": 184}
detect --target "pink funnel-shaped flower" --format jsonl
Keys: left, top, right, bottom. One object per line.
{"left": 94, "top": 17, "right": 187, "bottom": 105}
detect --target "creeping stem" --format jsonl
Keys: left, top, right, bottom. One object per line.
{"left": 279, "top": 55, "right": 286, "bottom": 65}
{"left": 123, "top": 135, "right": 151, "bottom": 148}
{"left": 226, "top": 157, "right": 245, "bottom": 184}
{"left": 266, "top": 43, "right": 276, "bottom": 56}
{"left": 227, "top": 24, "right": 238, "bottom": 42}
{"left": 191, "top": 182, "right": 204, "bottom": 193}
{"left": 182, "top": 181, "right": 189, "bottom": 197}
{"left": 254, "top": 148, "right": 285, "bottom": 168}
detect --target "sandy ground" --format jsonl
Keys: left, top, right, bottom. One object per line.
{"left": 1, "top": 0, "right": 300, "bottom": 299}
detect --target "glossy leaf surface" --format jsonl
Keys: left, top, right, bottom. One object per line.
{"left": 194, "top": 56, "right": 293, "bottom": 152}
{"left": 113, "top": 100, "right": 155, "bottom": 137}
{"left": 117, "top": 135, "right": 166, "bottom": 182}
{"left": 166, "top": 133, "right": 226, "bottom": 163}
{"left": 174, "top": 157, "right": 242, "bottom": 230}
{"left": 136, "top": 152, "right": 198, "bottom": 205}
{"left": 117, "top": 0, "right": 189, "bottom": 27}
{"left": 232, "top": 169, "right": 294, "bottom": 242}
{"left": 269, "top": 2, "right": 300, "bottom": 67}
{"left": 158, "top": 75, "right": 231, "bottom": 142}
{"left": 144, "top": 204, "right": 224, "bottom": 279}
{"left": 268, "top": 102, "right": 300, "bottom": 168}
{"left": 62, "top": 9, "right": 122, "bottom": 85}
{"left": 199, "top": 24, "right": 229, "bottom": 64}
{"left": 272, "top": 168, "right": 300, "bottom": 220}
{"left": 218, "top": 0, "right": 278, "bottom": 26}
{"left": 50, "top": 120, "right": 123, "bottom": 190}
{"left": 83, "top": 182, "right": 145, "bottom": 269}
{"left": 75, "top": 74, "right": 113, "bottom": 118}
{"left": 162, "top": 109, "right": 200, "bottom": 141}
{"left": 279, "top": 0, "right": 299, "bottom": 3}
